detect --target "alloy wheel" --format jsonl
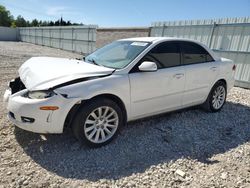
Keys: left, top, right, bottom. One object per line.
{"left": 212, "top": 85, "right": 226, "bottom": 110}
{"left": 84, "top": 106, "right": 119, "bottom": 143}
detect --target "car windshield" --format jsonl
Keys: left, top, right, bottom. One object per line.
{"left": 85, "top": 41, "right": 150, "bottom": 69}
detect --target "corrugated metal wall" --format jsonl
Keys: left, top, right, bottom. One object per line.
{"left": 151, "top": 17, "right": 250, "bottom": 89}
{"left": 19, "top": 26, "right": 97, "bottom": 54}
{"left": 0, "top": 27, "right": 19, "bottom": 41}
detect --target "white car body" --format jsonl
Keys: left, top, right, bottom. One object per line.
{"left": 3, "top": 37, "right": 235, "bottom": 134}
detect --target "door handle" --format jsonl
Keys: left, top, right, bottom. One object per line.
{"left": 210, "top": 67, "right": 217, "bottom": 71}
{"left": 173, "top": 73, "right": 184, "bottom": 79}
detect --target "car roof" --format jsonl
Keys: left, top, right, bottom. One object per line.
{"left": 118, "top": 37, "right": 220, "bottom": 61}
{"left": 119, "top": 37, "right": 201, "bottom": 43}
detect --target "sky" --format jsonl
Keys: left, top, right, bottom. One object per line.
{"left": 0, "top": 0, "right": 250, "bottom": 27}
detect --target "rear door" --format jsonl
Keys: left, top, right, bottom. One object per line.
{"left": 180, "top": 41, "right": 219, "bottom": 106}
{"left": 129, "top": 41, "right": 185, "bottom": 119}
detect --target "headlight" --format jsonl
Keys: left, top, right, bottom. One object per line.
{"left": 26, "top": 90, "right": 55, "bottom": 99}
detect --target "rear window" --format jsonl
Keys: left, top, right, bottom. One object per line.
{"left": 180, "top": 42, "right": 214, "bottom": 65}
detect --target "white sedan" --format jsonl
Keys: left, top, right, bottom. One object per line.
{"left": 4, "top": 37, "right": 235, "bottom": 147}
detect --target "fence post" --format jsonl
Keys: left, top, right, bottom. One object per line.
{"left": 60, "top": 27, "right": 62, "bottom": 49}
{"left": 148, "top": 27, "right": 152, "bottom": 37}
{"left": 91, "top": 28, "right": 94, "bottom": 52}
{"left": 35, "top": 28, "right": 37, "bottom": 44}
{"left": 41, "top": 28, "right": 44, "bottom": 46}
{"left": 49, "top": 28, "right": 52, "bottom": 47}
{"left": 209, "top": 22, "right": 216, "bottom": 48}
{"left": 72, "top": 27, "right": 74, "bottom": 52}
{"left": 29, "top": 28, "right": 31, "bottom": 43}
{"left": 161, "top": 23, "right": 165, "bottom": 36}
{"left": 87, "top": 27, "right": 90, "bottom": 54}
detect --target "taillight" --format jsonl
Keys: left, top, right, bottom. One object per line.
{"left": 232, "top": 64, "right": 236, "bottom": 71}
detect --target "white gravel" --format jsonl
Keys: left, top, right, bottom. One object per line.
{"left": 0, "top": 42, "right": 250, "bottom": 188}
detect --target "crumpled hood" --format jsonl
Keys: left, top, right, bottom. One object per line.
{"left": 19, "top": 57, "right": 114, "bottom": 90}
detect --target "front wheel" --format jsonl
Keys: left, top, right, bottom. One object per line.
{"left": 72, "top": 98, "right": 124, "bottom": 147}
{"left": 202, "top": 81, "right": 227, "bottom": 112}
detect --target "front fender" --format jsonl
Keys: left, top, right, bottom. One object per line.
{"left": 54, "top": 75, "right": 131, "bottom": 120}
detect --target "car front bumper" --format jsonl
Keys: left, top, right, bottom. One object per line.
{"left": 4, "top": 88, "right": 78, "bottom": 134}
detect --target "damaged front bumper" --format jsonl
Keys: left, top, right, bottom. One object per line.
{"left": 4, "top": 79, "right": 79, "bottom": 134}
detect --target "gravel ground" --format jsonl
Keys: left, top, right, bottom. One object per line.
{"left": 0, "top": 42, "right": 250, "bottom": 188}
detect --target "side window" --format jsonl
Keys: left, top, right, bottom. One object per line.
{"left": 181, "top": 42, "right": 214, "bottom": 65}
{"left": 141, "top": 42, "right": 181, "bottom": 69}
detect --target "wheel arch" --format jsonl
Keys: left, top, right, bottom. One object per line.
{"left": 202, "top": 78, "right": 227, "bottom": 105}
{"left": 216, "top": 78, "right": 227, "bottom": 88}
{"left": 63, "top": 93, "right": 127, "bottom": 130}
{"left": 202, "top": 78, "right": 228, "bottom": 112}
{"left": 210, "top": 78, "right": 227, "bottom": 93}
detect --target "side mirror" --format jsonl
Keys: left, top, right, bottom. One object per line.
{"left": 138, "top": 61, "right": 157, "bottom": 72}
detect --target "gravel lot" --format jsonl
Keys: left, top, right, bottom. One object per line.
{"left": 0, "top": 42, "right": 250, "bottom": 188}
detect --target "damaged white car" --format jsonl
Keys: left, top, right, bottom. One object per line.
{"left": 3, "top": 37, "right": 235, "bottom": 147}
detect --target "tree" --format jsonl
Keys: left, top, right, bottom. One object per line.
{"left": 0, "top": 5, "right": 13, "bottom": 27}
{"left": 54, "top": 20, "right": 60, "bottom": 26}
{"left": 0, "top": 5, "right": 83, "bottom": 27}
{"left": 31, "top": 19, "right": 38, "bottom": 27}
{"left": 15, "top": 15, "right": 27, "bottom": 27}
{"left": 26, "top": 20, "right": 31, "bottom": 27}
{"left": 41, "top": 21, "right": 48, "bottom": 26}
{"left": 48, "top": 21, "right": 54, "bottom": 26}
{"left": 66, "top": 21, "right": 71, "bottom": 26}
{"left": 11, "top": 21, "right": 16, "bottom": 28}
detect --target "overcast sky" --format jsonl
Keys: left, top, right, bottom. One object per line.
{"left": 0, "top": 0, "right": 249, "bottom": 26}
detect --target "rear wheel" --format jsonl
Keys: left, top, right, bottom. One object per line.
{"left": 72, "top": 98, "right": 124, "bottom": 147}
{"left": 202, "top": 81, "right": 227, "bottom": 112}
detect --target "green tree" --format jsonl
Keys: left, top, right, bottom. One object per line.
{"left": 11, "top": 21, "right": 16, "bottom": 28}
{"left": 15, "top": 15, "right": 27, "bottom": 27}
{"left": 1, "top": 5, "right": 83, "bottom": 27}
{"left": 54, "top": 20, "right": 60, "bottom": 26}
{"left": 26, "top": 20, "right": 31, "bottom": 27}
{"left": 0, "top": 5, "right": 13, "bottom": 27}
{"left": 48, "top": 21, "right": 54, "bottom": 26}
{"left": 66, "top": 21, "right": 71, "bottom": 25}
{"left": 41, "top": 20, "right": 48, "bottom": 26}
{"left": 31, "top": 19, "right": 39, "bottom": 26}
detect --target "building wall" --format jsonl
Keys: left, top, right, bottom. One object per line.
{"left": 0, "top": 27, "right": 19, "bottom": 41}
{"left": 151, "top": 17, "right": 250, "bottom": 89}
{"left": 96, "top": 27, "right": 149, "bottom": 48}
{"left": 19, "top": 26, "right": 97, "bottom": 55}
{"left": 0, "top": 26, "right": 150, "bottom": 52}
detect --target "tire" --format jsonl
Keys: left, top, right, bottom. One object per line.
{"left": 72, "top": 97, "right": 124, "bottom": 147}
{"left": 202, "top": 81, "right": 227, "bottom": 112}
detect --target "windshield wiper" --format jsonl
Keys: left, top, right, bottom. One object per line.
{"left": 88, "top": 58, "right": 99, "bottom": 66}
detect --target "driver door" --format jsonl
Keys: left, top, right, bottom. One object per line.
{"left": 129, "top": 42, "right": 185, "bottom": 119}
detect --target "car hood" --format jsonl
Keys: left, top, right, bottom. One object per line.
{"left": 19, "top": 57, "right": 115, "bottom": 90}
